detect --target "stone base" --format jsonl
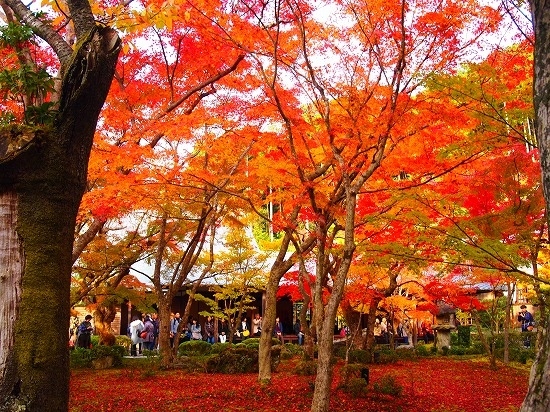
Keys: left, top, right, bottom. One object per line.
{"left": 435, "top": 330, "right": 451, "bottom": 351}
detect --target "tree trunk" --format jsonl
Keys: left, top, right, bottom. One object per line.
{"left": 311, "top": 319, "right": 335, "bottom": 411}
{"left": 472, "top": 309, "right": 497, "bottom": 370}
{"left": 503, "top": 282, "right": 514, "bottom": 364}
{"left": 341, "top": 298, "right": 362, "bottom": 349}
{"left": 521, "top": 1, "right": 550, "bottom": 410}
{"left": 158, "top": 296, "right": 175, "bottom": 368}
{"left": 94, "top": 304, "right": 117, "bottom": 346}
{"left": 362, "top": 298, "right": 381, "bottom": 353}
{"left": 0, "top": 25, "right": 119, "bottom": 411}
{"left": 258, "top": 267, "right": 284, "bottom": 383}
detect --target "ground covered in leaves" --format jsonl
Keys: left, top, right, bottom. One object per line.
{"left": 70, "top": 357, "right": 529, "bottom": 412}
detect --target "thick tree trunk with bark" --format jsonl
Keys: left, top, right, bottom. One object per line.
{"left": 94, "top": 304, "right": 117, "bottom": 346}
{"left": 258, "top": 265, "right": 285, "bottom": 382}
{"left": 0, "top": 22, "right": 119, "bottom": 411}
{"left": 158, "top": 295, "right": 175, "bottom": 368}
{"left": 521, "top": 1, "right": 550, "bottom": 410}
{"left": 341, "top": 298, "right": 362, "bottom": 349}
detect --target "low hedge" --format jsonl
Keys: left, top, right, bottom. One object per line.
{"left": 178, "top": 339, "right": 212, "bottom": 356}
{"left": 70, "top": 345, "right": 125, "bottom": 369}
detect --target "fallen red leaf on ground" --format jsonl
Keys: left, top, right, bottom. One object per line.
{"left": 70, "top": 357, "right": 529, "bottom": 411}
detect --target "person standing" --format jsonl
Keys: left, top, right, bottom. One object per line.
{"left": 518, "top": 304, "right": 535, "bottom": 348}
{"left": 170, "top": 312, "right": 181, "bottom": 347}
{"left": 151, "top": 312, "right": 160, "bottom": 350}
{"left": 252, "top": 313, "right": 262, "bottom": 337}
{"left": 142, "top": 314, "right": 156, "bottom": 351}
{"left": 204, "top": 316, "right": 215, "bottom": 344}
{"left": 190, "top": 319, "right": 202, "bottom": 340}
{"left": 239, "top": 316, "right": 251, "bottom": 340}
{"left": 274, "top": 317, "right": 283, "bottom": 343}
{"left": 219, "top": 318, "right": 229, "bottom": 343}
{"left": 129, "top": 315, "right": 144, "bottom": 356}
{"left": 518, "top": 305, "right": 535, "bottom": 332}
{"left": 77, "top": 315, "right": 93, "bottom": 349}
{"left": 294, "top": 319, "right": 304, "bottom": 345}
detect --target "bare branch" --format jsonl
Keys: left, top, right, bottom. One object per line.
{"left": 3, "top": 0, "right": 73, "bottom": 64}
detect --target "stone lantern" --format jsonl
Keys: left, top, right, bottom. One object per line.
{"left": 431, "top": 301, "right": 457, "bottom": 351}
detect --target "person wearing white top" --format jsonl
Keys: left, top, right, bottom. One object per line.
{"left": 129, "top": 315, "right": 144, "bottom": 356}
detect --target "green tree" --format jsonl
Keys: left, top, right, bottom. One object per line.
{"left": 197, "top": 228, "right": 269, "bottom": 339}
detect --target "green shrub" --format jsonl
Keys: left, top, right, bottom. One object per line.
{"left": 333, "top": 342, "right": 347, "bottom": 359}
{"left": 373, "top": 374, "right": 403, "bottom": 397}
{"left": 393, "top": 345, "right": 417, "bottom": 359}
{"left": 240, "top": 337, "right": 260, "bottom": 346}
{"left": 240, "top": 341, "right": 260, "bottom": 350}
{"left": 206, "top": 346, "right": 259, "bottom": 373}
{"left": 377, "top": 349, "right": 398, "bottom": 364}
{"left": 342, "top": 377, "right": 368, "bottom": 398}
{"left": 465, "top": 341, "right": 484, "bottom": 355}
{"left": 441, "top": 346, "right": 449, "bottom": 356}
{"left": 449, "top": 346, "right": 467, "bottom": 356}
{"left": 284, "top": 343, "right": 305, "bottom": 356}
{"left": 493, "top": 346, "right": 535, "bottom": 364}
{"left": 271, "top": 337, "right": 284, "bottom": 346}
{"left": 178, "top": 340, "right": 212, "bottom": 356}
{"left": 210, "top": 342, "right": 232, "bottom": 354}
{"left": 90, "top": 335, "right": 100, "bottom": 347}
{"left": 339, "top": 364, "right": 364, "bottom": 386}
{"left": 348, "top": 349, "right": 370, "bottom": 364}
{"left": 457, "top": 326, "right": 471, "bottom": 346}
{"left": 279, "top": 347, "right": 295, "bottom": 360}
{"left": 70, "top": 345, "right": 125, "bottom": 369}
{"left": 415, "top": 345, "right": 430, "bottom": 357}
{"left": 70, "top": 347, "right": 94, "bottom": 368}
{"left": 295, "top": 359, "right": 317, "bottom": 376}
{"left": 115, "top": 335, "right": 131, "bottom": 354}
{"left": 450, "top": 332, "right": 459, "bottom": 346}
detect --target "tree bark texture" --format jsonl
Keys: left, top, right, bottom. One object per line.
{"left": 0, "top": 24, "right": 120, "bottom": 411}
{"left": 521, "top": 1, "right": 550, "bottom": 410}
{"left": 258, "top": 265, "right": 285, "bottom": 382}
{"left": 94, "top": 304, "right": 117, "bottom": 346}
{"left": 311, "top": 194, "right": 356, "bottom": 412}
{"left": 0, "top": 193, "right": 22, "bottom": 405}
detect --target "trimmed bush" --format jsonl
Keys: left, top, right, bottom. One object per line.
{"left": 206, "top": 346, "right": 259, "bottom": 373}
{"left": 373, "top": 374, "right": 403, "bottom": 397}
{"left": 377, "top": 349, "right": 399, "bottom": 364}
{"left": 348, "top": 349, "right": 370, "bottom": 364}
{"left": 70, "top": 345, "right": 125, "bottom": 369}
{"left": 210, "top": 342, "right": 232, "bottom": 354}
{"left": 178, "top": 339, "right": 212, "bottom": 356}
{"left": 283, "top": 343, "right": 305, "bottom": 357}
{"left": 339, "top": 363, "right": 364, "bottom": 386}
{"left": 449, "top": 346, "right": 467, "bottom": 356}
{"left": 415, "top": 345, "right": 430, "bottom": 357}
{"left": 295, "top": 359, "right": 317, "bottom": 376}
{"left": 342, "top": 377, "right": 368, "bottom": 398}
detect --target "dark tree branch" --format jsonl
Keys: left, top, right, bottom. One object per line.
{"left": 3, "top": 0, "right": 73, "bottom": 65}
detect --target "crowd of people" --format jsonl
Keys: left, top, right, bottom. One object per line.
{"left": 373, "top": 317, "right": 434, "bottom": 345}
{"left": 71, "top": 305, "right": 537, "bottom": 355}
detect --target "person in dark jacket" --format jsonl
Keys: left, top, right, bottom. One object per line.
{"left": 77, "top": 315, "right": 93, "bottom": 348}
{"left": 142, "top": 315, "right": 156, "bottom": 351}
{"left": 204, "top": 316, "right": 215, "bottom": 344}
